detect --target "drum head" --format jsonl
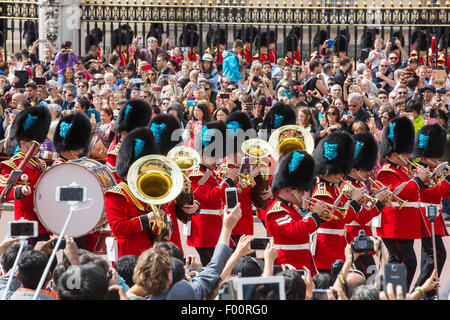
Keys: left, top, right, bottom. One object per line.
{"left": 34, "top": 163, "right": 105, "bottom": 237}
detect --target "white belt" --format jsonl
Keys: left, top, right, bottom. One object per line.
{"left": 317, "top": 228, "right": 345, "bottom": 236}
{"left": 346, "top": 221, "right": 362, "bottom": 227}
{"left": 274, "top": 243, "right": 310, "bottom": 250}
{"left": 391, "top": 202, "right": 440, "bottom": 208}
{"left": 199, "top": 209, "right": 222, "bottom": 216}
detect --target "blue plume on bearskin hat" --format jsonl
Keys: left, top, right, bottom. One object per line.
{"left": 313, "top": 131, "right": 354, "bottom": 176}
{"left": 149, "top": 113, "right": 182, "bottom": 156}
{"left": 10, "top": 106, "right": 51, "bottom": 144}
{"left": 196, "top": 120, "right": 229, "bottom": 160}
{"left": 379, "top": 116, "right": 415, "bottom": 158}
{"left": 352, "top": 132, "right": 378, "bottom": 172}
{"left": 225, "top": 111, "right": 253, "bottom": 154}
{"left": 272, "top": 150, "right": 316, "bottom": 193}
{"left": 411, "top": 123, "right": 446, "bottom": 159}
{"left": 260, "top": 102, "right": 296, "bottom": 139}
{"left": 116, "top": 127, "right": 160, "bottom": 179}
{"left": 113, "top": 99, "right": 152, "bottom": 134}
{"left": 53, "top": 113, "right": 92, "bottom": 155}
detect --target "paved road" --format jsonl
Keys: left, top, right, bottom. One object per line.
{"left": 1, "top": 207, "right": 449, "bottom": 296}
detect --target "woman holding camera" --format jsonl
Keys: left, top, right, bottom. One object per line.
{"left": 315, "top": 106, "right": 343, "bottom": 143}
{"left": 199, "top": 54, "right": 219, "bottom": 94}
{"left": 183, "top": 102, "right": 210, "bottom": 148}
{"left": 54, "top": 41, "right": 79, "bottom": 88}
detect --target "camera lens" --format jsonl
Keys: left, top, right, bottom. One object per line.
{"left": 392, "top": 265, "right": 398, "bottom": 271}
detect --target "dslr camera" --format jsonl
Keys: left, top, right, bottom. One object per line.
{"left": 351, "top": 230, "right": 375, "bottom": 254}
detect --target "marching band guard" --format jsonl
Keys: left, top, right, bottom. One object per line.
{"left": 104, "top": 127, "right": 161, "bottom": 258}
{"left": 340, "top": 132, "right": 390, "bottom": 279}
{"left": 106, "top": 99, "right": 152, "bottom": 182}
{"left": 150, "top": 113, "right": 200, "bottom": 254}
{"left": 311, "top": 131, "right": 364, "bottom": 273}
{"left": 187, "top": 121, "right": 237, "bottom": 266}
{"left": 52, "top": 112, "right": 95, "bottom": 250}
{"left": 218, "top": 112, "right": 270, "bottom": 244}
{"left": 410, "top": 124, "right": 450, "bottom": 298}
{"left": 265, "top": 150, "right": 328, "bottom": 275}
{"left": 376, "top": 116, "right": 431, "bottom": 290}
{"left": 0, "top": 107, "right": 51, "bottom": 245}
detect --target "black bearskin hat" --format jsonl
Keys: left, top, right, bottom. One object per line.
{"left": 380, "top": 116, "right": 415, "bottom": 158}
{"left": 0, "top": 31, "right": 4, "bottom": 47}
{"left": 113, "top": 99, "right": 152, "bottom": 133}
{"left": 288, "top": 27, "right": 302, "bottom": 40}
{"left": 313, "top": 29, "right": 328, "bottom": 49}
{"left": 272, "top": 150, "right": 316, "bottom": 193}
{"left": 10, "top": 106, "right": 51, "bottom": 144}
{"left": 411, "top": 123, "right": 447, "bottom": 159}
{"left": 116, "top": 127, "right": 160, "bottom": 178}
{"left": 411, "top": 29, "right": 431, "bottom": 52}
{"left": 392, "top": 31, "right": 405, "bottom": 48}
{"left": 53, "top": 113, "right": 92, "bottom": 154}
{"left": 112, "top": 26, "right": 133, "bottom": 48}
{"left": 225, "top": 111, "right": 254, "bottom": 154}
{"left": 23, "top": 21, "right": 37, "bottom": 47}
{"left": 149, "top": 113, "right": 182, "bottom": 156}
{"left": 352, "top": 132, "right": 379, "bottom": 172}
{"left": 361, "top": 29, "right": 376, "bottom": 50}
{"left": 195, "top": 120, "right": 229, "bottom": 160}
{"left": 206, "top": 28, "right": 227, "bottom": 47}
{"left": 179, "top": 30, "right": 200, "bottom": 47}
{"left": 146, "top": 23, "right": 165, "bottom": 45}
{"left": 313, "top": 131, "right": 354, "bottom": 176}
{"left": 334, "top": 35, "right": 349, "bottom": 53}
{"left": 260, "top": 102, "right": 296, "bottom": 139}
{"left": 284, "top": 35, "right": 299, "bottom": 53}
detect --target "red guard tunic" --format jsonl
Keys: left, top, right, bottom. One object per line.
{"left": 268, "top": 49, "right": 276, "bottom": 64}
{"left": 106, "top": 142, "right": 121, "bottom": 183}
{"left": 216, "top": 160, "right": 255, "bottom": 237}
{"left": 310, "top": 180, "right": 359, "bottom": 271}
{"left": 340, "top": 178, "right": 383, "bottom": 243}
{"left": 0, "top": 152, "right": 48, "bottom": 235}
{"left": 105, "top": 182, "right": 155, "bottom": 258}
{"left": 253, "top": 53, "right": 268, "bottom": 64}
{"left": 265, "top": 198, "right": 322, "bottom": 275}
{"left": 286, "top": 50, "right": 302, "bottom": 66}
{"left": 418, "top": 173, "right": 450, "bottom": 238}
{"left": 164, "top": 200, "right": 185, "bottom": 255}
{"left": 242, "top": 48, "right": 252, "bottom": 65}
{"left": 187, "top": 164, "right": 234, "bottom": 248}
{"left": 375, "top": 161, "right": 424, "bottom": 239}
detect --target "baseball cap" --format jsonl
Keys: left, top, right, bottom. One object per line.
{"left": 423, "top": 84, "right": 436, "bottom": 93}
{"left": 201, "top": 54, "right": 214, "bottom": 62}
{"left": 231, "top": 256, "right": 264, "bottom": 277}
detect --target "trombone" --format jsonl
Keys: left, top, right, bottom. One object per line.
{"left": 339, "top": 181, "right": 379, "bottom": 210}
{"left": 368, "top": 177, "right": 408, "bottom": 209}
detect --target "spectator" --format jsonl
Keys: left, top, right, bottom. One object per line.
{"left": 399, "top": 57, "right": 419, "bottom": 86}
{"left": 365, "top": 38, "right": 387, "bottom": 70}
{"left": 333, "top": 56, "right": 352, "bottom": 89}
{"left": 212, "top": 106, "right": 229, "bottom": 122}
{"left": 130, "top": 203, "right": 242, "bottom": 300}
{"left": 222, "top": 40, "right": 243, "bottom": 84}
{"left": 133, "top": 36, "right": 166, "bottom": 70}
{"left": 54, "top": 41, "right": 79, "bottom": 87}
{"left": 61, "top": 83, "right": 77, "bottom": 110}
{"left": 341, "top": 92, "right": 370, "bottom": 133}
{"left": 316, "top": 105, "right": 343, "bottom": 142}
{"left": 372, "top": 59, "right": 396, "bottom": 92}
{"left": 114, "top": 255, "right": 138, "bottom": 289}
{"left": 404, "top": 98, "right": 425, "bottom": 133}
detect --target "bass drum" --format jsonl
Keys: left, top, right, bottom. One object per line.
{"left": 34, "top": 158, "right": 117, "bottom": 238}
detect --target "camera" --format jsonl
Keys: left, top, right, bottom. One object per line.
{"left": 55, "top": 185, "right": 87, "bottom": 203}
{"left": 253, "top": 76, "right": 260, "bottom": 82}
{"left": 351, "top": 230, "right": 374, "bottom": 254}
{"left": 426, "top": 205, "right": 438, "bottom": 220}
{"left": 7, "top": 220, "right": 38, "bottom": 238}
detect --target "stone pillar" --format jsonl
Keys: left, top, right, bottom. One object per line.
{"left": 38, "top": 0, "right": 82, "bottom": 56}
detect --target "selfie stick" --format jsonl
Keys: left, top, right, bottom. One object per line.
{"left": 1, "top": 237, "right": 29, "bottom": 300}
{"left": 32, "top": 198, "right": 92, "bottom": 300}
{"left": 430, "top": 215, "right": 440, "bottom": 300}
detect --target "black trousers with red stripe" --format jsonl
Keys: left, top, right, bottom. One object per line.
{"left": 195, "top": 247, "right": 216, "bottom": 267}
{"left": 414, "top": 236, "right": 447, "bottom": 291}
{"left": 381, "top": 238, "right": 417, "bottom": 292}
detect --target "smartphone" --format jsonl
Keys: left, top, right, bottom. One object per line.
{"left": 187, "top": 100, "right": 197, "bottom": 107}
{"left": 389, "top": 37, "right": 396, "bottom": 46}
{"left": 266, "top": 72, "right": 272, "bottom": 80}
{"left": 152, "top": 86, "right": 162, "bottom": 91}
{"left": 142, "top": 64, "right": 152, "bottom": 71}
{"left": 239, "top": 156, "right": 252, "bottom": 174}
{"left": 220, "top": 93, "right": 230, "bottom": 99}
{"left": 131, "top": 78, "right": 144, "bottom": 84}
{"left": 55, "top": 186, "right": 87, "bottom": 202}
{"left": 33, "top": 77, "right": 46, "bottom": 85}
{"left": 250, "top": 237, "right": 270, "bottom": 250}
{"left": 383, "top": 263, "right": 407, "bottom": 295}
{"left": 327, "top": 39, "right": 335, "bottom": 47}
{"left": 90, "top": 113, "right": 96, "bottom": 121}
{"left": 7, "top": 220, "right": 38, "bottom": 238}
{"left": 294, "top": 269, "right": 306, "bottom": 277}
{"left": 225, "top": 187, "right": 238, "bottom": 209}
{"left": 312, "top": 289, "right": 329, "bottom": 300}
{"left": 181, "top": 47, "right": 188, "bottom": 52}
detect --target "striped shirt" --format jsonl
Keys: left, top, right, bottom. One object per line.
{"left": 399, "top": 66, "right": 417, "bottom": 86}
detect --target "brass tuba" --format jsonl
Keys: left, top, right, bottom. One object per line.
{"left": 167, "top": 146, "right": 201, "bottom": 223}
{"left": 268, "top": 125, "right": 315, "bottom": 159}
{"left": 127, "top": 154, "right": 184, "bottom": 236}
{"left": 241, "top": 138, "right": 274, "bottom": 209}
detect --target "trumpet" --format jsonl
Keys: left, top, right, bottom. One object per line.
{"left": 368, "top": 177, "right": 408, "bottom": 209}
{"left": 339, "top": 181, "right": 379, "bottom": 210}
{"left": 303, "top": 198, "right": 347, "bottom": 222}
{"left": 406, "top": 160, "right": 435, "bottom": 187}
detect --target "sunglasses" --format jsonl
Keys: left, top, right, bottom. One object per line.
{"left": 380, "top": 65, "right": 389, "bottom": 67}
{"left": 78, "top": 85, "right": 86, "bottom": 88}
{"left": 327, "top": 111, "right": 337, "bottom": 115}
{"left": 75, "top": 77, "right": 83, "bottom": 80}
{"left": 348, "top": 104, "right": 358, "bottom": 107}
{"left": 389, "top": 57, "right": 398, "bottom": 60}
